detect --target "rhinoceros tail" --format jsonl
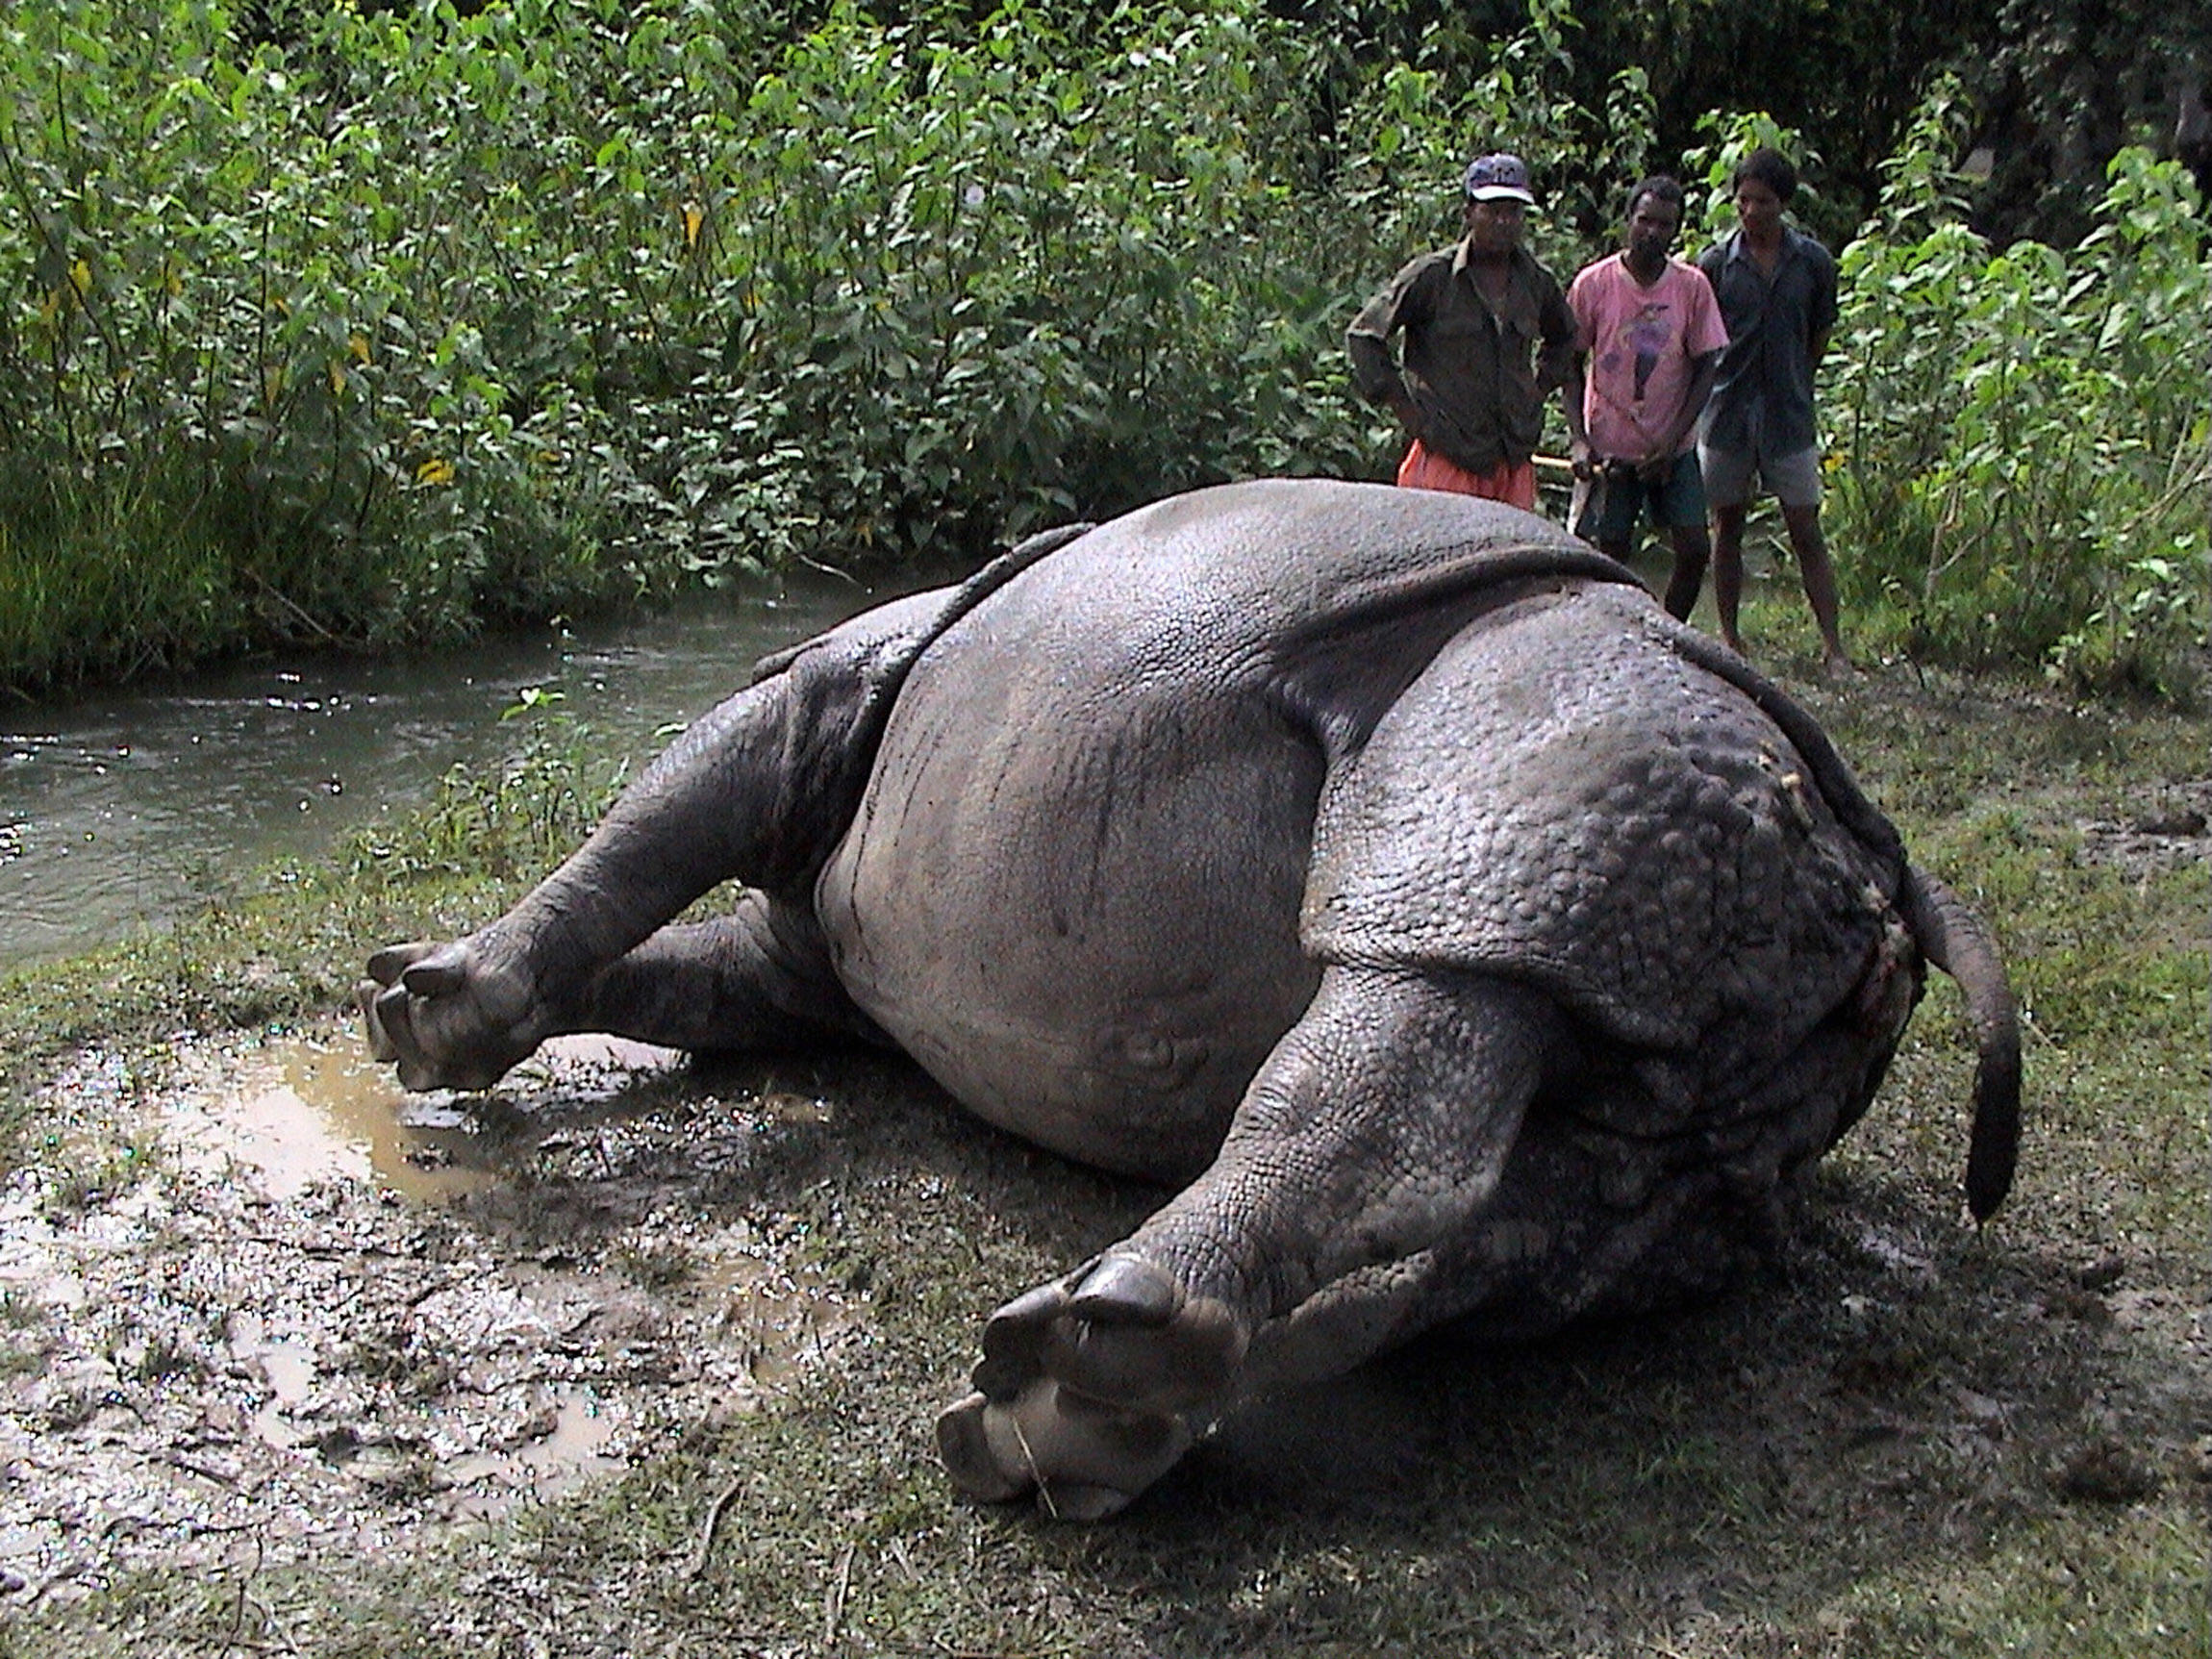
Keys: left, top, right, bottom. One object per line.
{"left": 1898, "top": 866, "right": 2022, "bottom": 1221}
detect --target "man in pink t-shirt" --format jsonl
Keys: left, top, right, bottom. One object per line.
{"left": 1563, "top": 177, "right": 1728, "bottom": 622}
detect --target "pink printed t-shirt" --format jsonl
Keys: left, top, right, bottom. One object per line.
{"left": 1569, "top": 254, "right": 1728, "bottom": 462}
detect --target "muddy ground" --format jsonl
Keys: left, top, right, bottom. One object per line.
{"left": 0, "top": 1032, "right": 875, "bottom": 1601}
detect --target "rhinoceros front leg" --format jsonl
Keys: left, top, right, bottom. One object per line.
{"left": 938, "top": 966, "right": 1560, "bottom": 1519}
{"left": 362, "top": 637, "right": 895, "bottom": 1092}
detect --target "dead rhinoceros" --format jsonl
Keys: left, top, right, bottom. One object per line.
{"left": 362, "top": 478, "right": 2019, "bottom": 1520}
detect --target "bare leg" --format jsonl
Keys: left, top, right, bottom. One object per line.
{"left": 938, "top": 967, "right": 1560, "bottom": 1518}
{"left": 1710, "top": 503, "right": 1748, "bottom": 655}
{"left": 1661, "top": 521, "right": 1711, "bottom": 623}
{"left": 1781, "top": 503, "right": 1851, "bottom": 672}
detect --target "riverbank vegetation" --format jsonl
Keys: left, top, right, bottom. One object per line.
{"left": 0, "top": 0, "right": 2204, "bottom": 697}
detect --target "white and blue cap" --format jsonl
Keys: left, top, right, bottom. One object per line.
{"left": 1463, "top": 152, "right": 1536, "bottom": 206}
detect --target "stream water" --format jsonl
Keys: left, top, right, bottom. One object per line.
{"left": 0, "top": 572, "right": 905, "bottom": 967}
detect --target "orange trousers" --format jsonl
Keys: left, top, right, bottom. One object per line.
{"left": 1395, "top": 440, "right": 1537, "bottom": 510}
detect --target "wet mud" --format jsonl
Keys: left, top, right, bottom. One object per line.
{"left": 0, "top": 1029, "right": 865, "bottom": 1602}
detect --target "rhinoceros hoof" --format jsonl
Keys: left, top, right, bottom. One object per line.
{"left": 360, "top": 941, "right": 540, "bottom": 1093}
{"left": 941, "top": 1254, "right": 1248, "bottom": 1516}
{"left": 937, "top": 1383, "right": 1191, "bottom": 1521}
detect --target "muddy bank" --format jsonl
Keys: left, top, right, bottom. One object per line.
{"left": 0, "top": 1027, "right": 866, "bottom": 1601}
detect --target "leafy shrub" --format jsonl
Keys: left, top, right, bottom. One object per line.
{"left": 3, "top": 4, "right": 2197, "bottom": 700}
{"left": 0, "top": 0, "right": 1418, "bottom": 690}
{"left": 1822, "top": 84, "right": 2209, "bottom": 695}
{"left": 0, "top": 0, "right": 614, "bottom": 687}
{"left": 0, "top": 0, "right": 1678, "bottom": 693}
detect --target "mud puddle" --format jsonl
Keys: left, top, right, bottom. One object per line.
{"left": 0, "top": 1027, "right": 867, "bottom": 1600}
{"left": 179, "top": 1030, "right": 695, "bottom": 1204}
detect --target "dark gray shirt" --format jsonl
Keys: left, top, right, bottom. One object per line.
{"left": 1696, "top": 225, "right": 1838, "bottom": 459}
{"left": 1347, "top": 241, "right": 1575, "bottom": 475}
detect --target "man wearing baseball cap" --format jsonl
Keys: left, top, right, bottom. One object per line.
{"left": 1347, "top": 152, "right": 1576, "bottom": 509}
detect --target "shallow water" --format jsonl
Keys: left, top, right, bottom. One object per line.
{"left": 0, "top": 574, "right": 897, "bottom": 966}
{"left": 200, "top": 1030, "right": 687, "bottom": 1203}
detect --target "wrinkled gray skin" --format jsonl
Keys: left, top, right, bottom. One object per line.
{"left": 363, "top": 479, "right": 2020, "bottom": 1521}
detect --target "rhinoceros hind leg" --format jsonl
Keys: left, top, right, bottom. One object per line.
{"left": 362, "top": 939, "right": 548, "bottom": 1093}
{"left": 940, "top": 968, "right": 1557, "bottom": 1516}
{"left": 363, "top": 896, "right": 873, "bottom": 1090}
{"left": 940, "top": 1255, "right": 1244, "bottom": 1515}
{"left": 571, "top": 902, "right": 884, "bottom": 1055}
{"left": 362, "top": 611, "right": 921, "bottom": 1093}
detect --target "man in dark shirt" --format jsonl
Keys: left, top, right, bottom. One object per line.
{"left": 1696, "top": 147, "right": 1850, "bottom": 673}
{"left": 1347, "top": 153, "right": 1576, "bottom": 511}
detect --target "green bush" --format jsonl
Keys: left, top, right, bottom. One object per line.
{"left": 0, "top": 0, "right": 1420, "bottom": 690}
{"left": 1822, "top": 83, "right": 2210, "bottom": 695}
{"left": 2, "top": 4, "right": 2198, "bottom": 698}
{"left": 0, "top": 0, "right": 613, "bottom": 686}
{"left": 0, "top": 0, "right": 1678, "bottom": 693}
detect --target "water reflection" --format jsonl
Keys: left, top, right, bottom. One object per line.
{"left": 231, "top": 1036, "right": 498, "bottom": 1203}
{"left": 439, "top": 1394, "right": 625, "bottom": 1509}
{"left": 214, "top": 1031, "right": 688, "bottom": 1202}
{"left": 0, "top": 576, "right": 889, "bottom": 965}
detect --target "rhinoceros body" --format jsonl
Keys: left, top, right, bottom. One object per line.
{"left": 364, "top": 480, "right": 2018, "bottom": 1518}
